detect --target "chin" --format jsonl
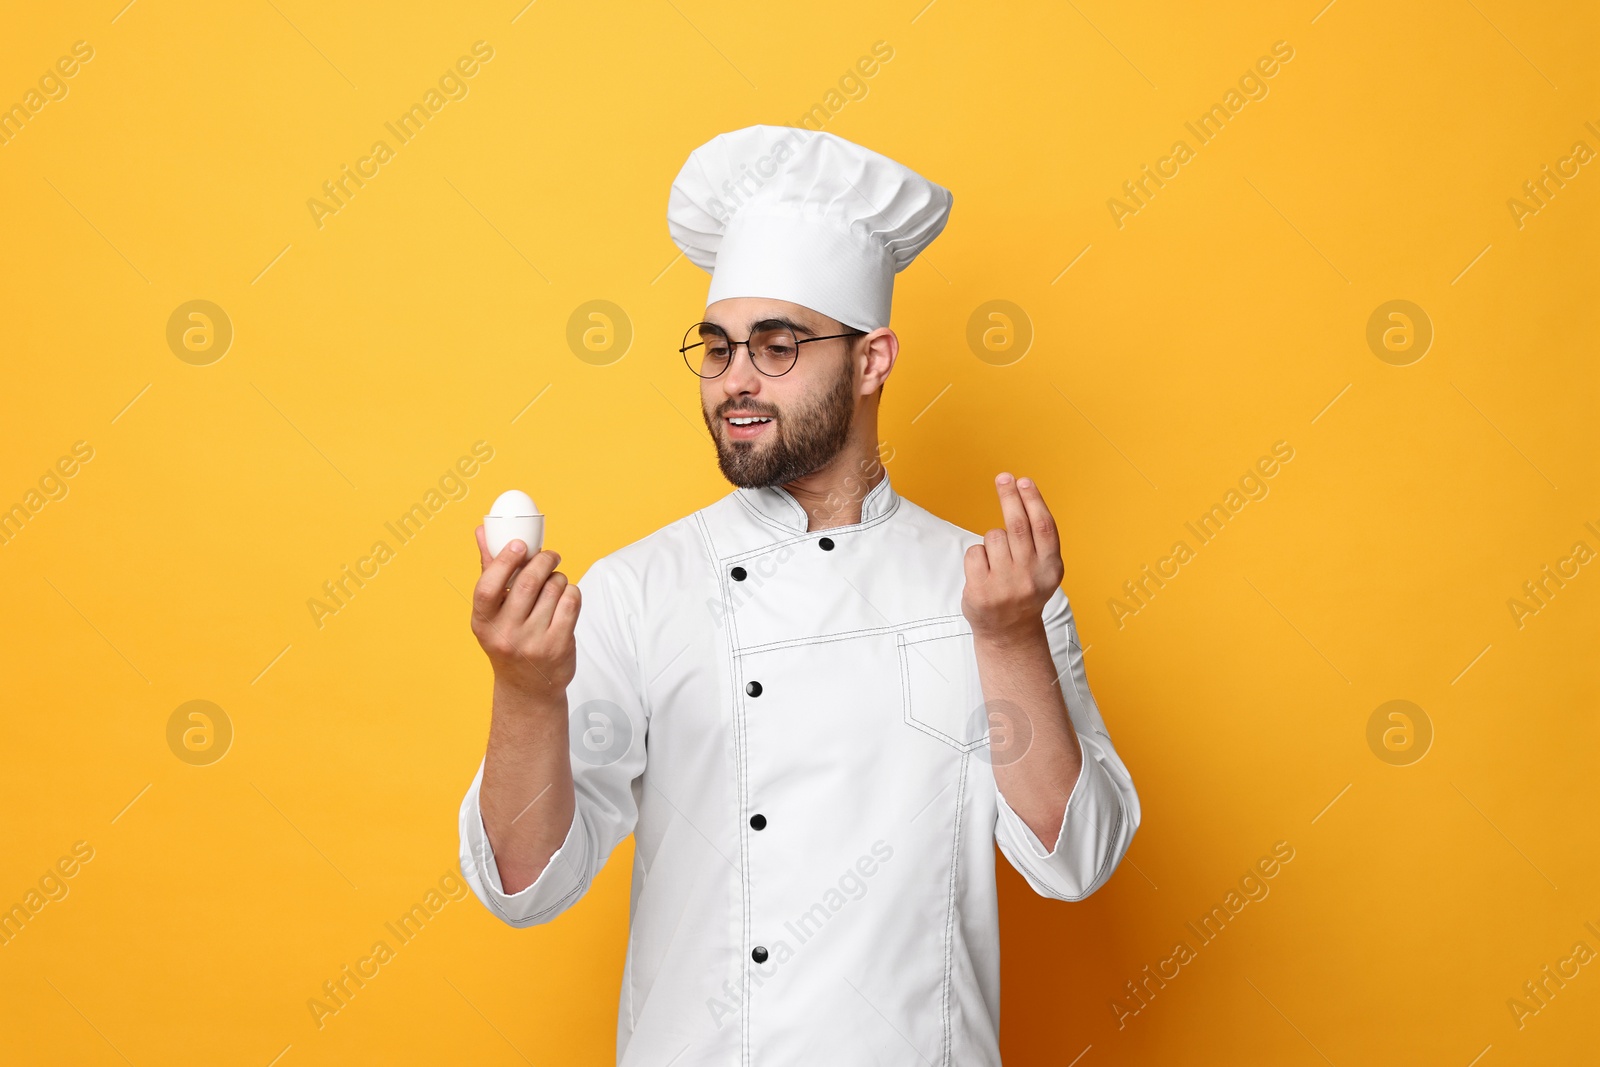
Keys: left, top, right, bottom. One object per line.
{"left": 716, "top": 446, "right": 775, "bottom": 488}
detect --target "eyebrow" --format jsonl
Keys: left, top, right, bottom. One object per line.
{"left": 704, "top": 316, "right": 819, "bottom": 336}
{"left": 757, "top": 317, "right": 817, "bottom": 335}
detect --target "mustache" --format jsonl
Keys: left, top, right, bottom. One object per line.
{"left": 715, "top": 402, "right": 780, "bottom": 418}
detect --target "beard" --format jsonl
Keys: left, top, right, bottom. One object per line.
{"left": 701, "top": 353, "right": 857, "bottom": 489}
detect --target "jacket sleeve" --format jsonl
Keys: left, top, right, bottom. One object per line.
{"left": 457, "top": 555, "right": 650, "bottom": 927}
{"left": 994, "top": 585, "right": 1140, "bottom": 901}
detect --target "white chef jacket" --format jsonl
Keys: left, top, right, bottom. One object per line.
{"left": 458, "top": 471, "right": 1140, "bottom": 1066}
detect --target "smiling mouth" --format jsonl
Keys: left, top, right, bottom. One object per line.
{"left": 723, "top": 414, "right": 775, "bottom": 441}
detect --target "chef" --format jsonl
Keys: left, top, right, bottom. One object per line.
{"left": 458, "top": 124, "right": 1140, "bottom": 1066}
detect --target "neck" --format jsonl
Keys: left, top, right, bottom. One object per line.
{"left": 778, "top": 420, "right": 887, "bottom": 531}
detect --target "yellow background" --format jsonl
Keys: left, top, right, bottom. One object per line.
{"left": 1, "top": 0, "right": 1595, "bottom": 1063}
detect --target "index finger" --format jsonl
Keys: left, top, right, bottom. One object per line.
{"left": 472, "top": 537, "right": 528, "bottom": 621}
{"left": 995, "top": 472, "right": 1036, "bottom": 561}
{"left": 1015, "top": 477, "right": 1059, "bottom": 557}
{"left": 475, "top": 524, "right": 492, "bottom": 570}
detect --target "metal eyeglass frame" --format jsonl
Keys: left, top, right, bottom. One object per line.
{"left": 680, "top": 320, "right": 866, "bottom": 378}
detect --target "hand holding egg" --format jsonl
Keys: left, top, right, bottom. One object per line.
{"left": 484, "top": 489, "right": 544, "bottom": 558}
{"left": 471, "top": 489, "right": 579, "bottom": 699}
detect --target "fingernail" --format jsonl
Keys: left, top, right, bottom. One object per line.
{"left": 1017, "top": 476, "right": 1033, "bottom": 488}
{"left": 509, "top": 540, "right": 526, "bottom": 554}
{"left": 996, "top": 472, "right": 1013, "bottom": 485}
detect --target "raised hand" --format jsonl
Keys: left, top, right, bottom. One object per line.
{"left": 470, "top": 527, "right": 582, "bottom": 698}
{"left": 961, "top": 473, "right": 1064, "bottom": 642}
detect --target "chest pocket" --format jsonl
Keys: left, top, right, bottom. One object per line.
{"left": 897, "top": 617, "right": 989, "bottom": 751}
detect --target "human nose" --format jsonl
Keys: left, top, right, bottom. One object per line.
{"left": 720, "top": 341, "right": 764, "bottom": 394}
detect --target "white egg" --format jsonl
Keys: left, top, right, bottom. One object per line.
{"left": 489, "top": 489, "right": 539, "bottom": 517}
{"left": 484, "top": 489, "right": 544, "bottom": 557}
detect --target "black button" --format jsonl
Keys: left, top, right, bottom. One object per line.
{"left": 752, "top": 946, "right": 768, "bottom": 963}
{"left": 818, "top": 537, "right": 835, "bottom": 551}
{"left": 730, "top": 566, "right": 747, "bottom": 581}
{"left": 750, "top": 813, "right": 766, "bottom": 830}
{"left": 746, "top": 680, "right": 762, "bottom": 697}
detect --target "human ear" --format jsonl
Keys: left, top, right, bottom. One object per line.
{"left": 860, "top": 328, "right": 898, "bottom": 393}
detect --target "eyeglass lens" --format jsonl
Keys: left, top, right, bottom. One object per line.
{"left": 684, "top": 323, "right": 799, "bottom": 377}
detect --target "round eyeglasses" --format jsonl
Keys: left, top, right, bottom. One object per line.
{"left": 680, "top": 320, "right": 865, "bottom": 378}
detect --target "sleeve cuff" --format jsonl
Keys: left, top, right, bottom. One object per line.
{"left": 996, "top": 745, "right": 1101, "bottom": 859}
{"left": 459, "top": 770, "right": 588, "bottom": 925}
{"left": 995, "top": 731, "right": 1125, "bottom": 875}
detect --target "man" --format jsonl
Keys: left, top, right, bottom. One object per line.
{"left": 458, "top": 124, "right": 1140, "bottom": 1066}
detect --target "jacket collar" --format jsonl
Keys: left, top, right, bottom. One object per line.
{"left": 734, "top": 468, "right": 898, "bottom": 533}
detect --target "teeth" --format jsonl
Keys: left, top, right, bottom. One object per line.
{"left": 729, "top": 417, "right": 772, "bottom": 425}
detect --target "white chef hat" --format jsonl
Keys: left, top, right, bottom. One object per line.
{"left": 666, "top": 124, "right": 953, "bottom": 332}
